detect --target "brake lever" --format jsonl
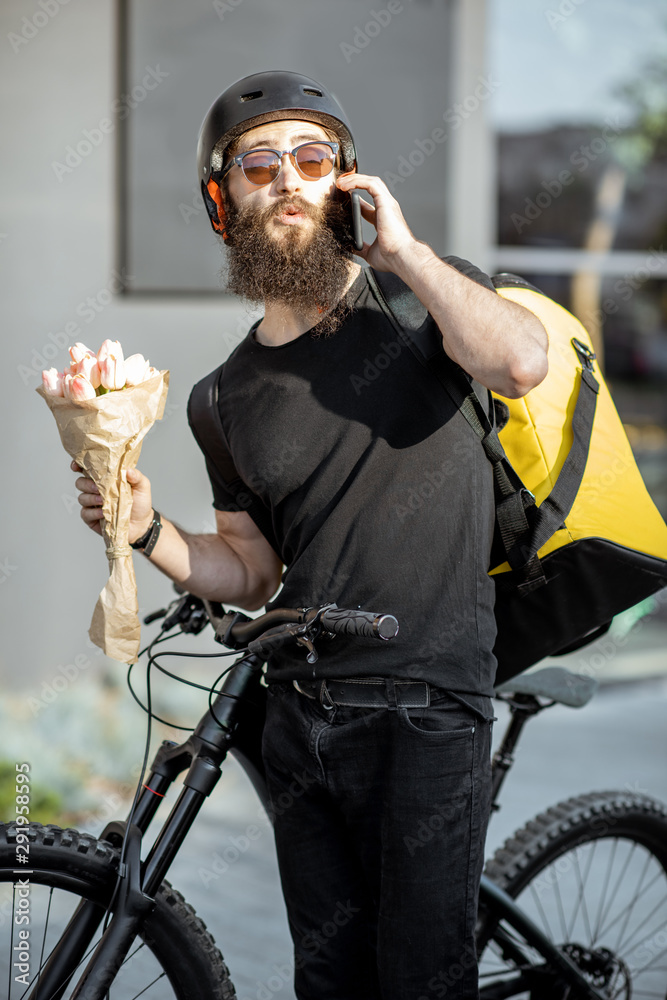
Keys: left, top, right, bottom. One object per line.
{"left": 161, "top": 594, "right": 209, "bottom": 634}
{"left": 246, "top": 621, "right": 320, "bottom": 659}
{"left": 295, "top": 634, "right": 318, "bottom": 664}
{"left": 143, "top": 607, "right": 168, "bottom": 625}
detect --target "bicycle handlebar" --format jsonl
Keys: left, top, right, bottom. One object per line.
{"left": 147, "top": 592, "right": 399, "bottom": 657}
{"left": 317, "top": 606, "right": 399, "bottom": 640}
{"left": 223, "top": 603, "right": 399, "bottom": 646}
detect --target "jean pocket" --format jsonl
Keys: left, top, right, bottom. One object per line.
{"left": 397, "top": 704, "right": 477, "bottom": 740}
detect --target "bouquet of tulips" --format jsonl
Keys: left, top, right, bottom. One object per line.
{"left": 41, "top": 340, "right": 160, "bottom": 400}
{"left": 38, "top": 340, "right": 169, "bottom": 664}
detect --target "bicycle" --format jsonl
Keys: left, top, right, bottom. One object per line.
{"left": 1, "top": 591, "right": 666, "bottom": 999}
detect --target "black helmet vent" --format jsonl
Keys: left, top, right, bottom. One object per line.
{"left": 302, "top": 87, "right": 322, "bottom": 97}
{"left": 240, "top": 90, "right": 263, "bottom": 102}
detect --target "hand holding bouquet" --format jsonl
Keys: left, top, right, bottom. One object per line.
{"left": 38, "top": 340, "right": 169, "bottom": 663}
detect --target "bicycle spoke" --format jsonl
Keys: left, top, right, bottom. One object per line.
{"left": 597, "top": 864, "right": 665, "bottom": 945}
{"left": 528, "top": 881, "right": 554, "bottom": 941}
{"left": 124, "top": 969, "right": 167, "bottom": 998}
{"left": 566, "top": 843, "right": 593, "bottom": 943}
{"left": 597, "top": 839, "right": 637, "bottom": 936}
{"left": 591, "top": 834, "right": 617, "bottom": 944}
{"left": 123, "top": 941, "right": 147, "bottom": 965}
{"left": 3, "top": 883, "right": 173, "bottom": 1000}
{"left": 611, "top": 891, "right": 667, "bottom": 958}
{"left": 613, "top": 845, "right": 652, "bottom": 955}
{"left": 34, "top": 886, "right": 54, "bottom": 998}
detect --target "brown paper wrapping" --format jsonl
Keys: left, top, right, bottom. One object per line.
{"left": 37, "top": 371, "right": 169, "bottom": 664}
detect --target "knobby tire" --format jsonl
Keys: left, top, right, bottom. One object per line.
{"left": 0, "top": 823, "right": 236, "bottom": 1000}
{"left": 478, "top": 790, "right": 667, "bottom": 999}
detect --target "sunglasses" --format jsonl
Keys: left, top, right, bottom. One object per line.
{"left": 219, "top": 140, "right": 339, "bottom": 187}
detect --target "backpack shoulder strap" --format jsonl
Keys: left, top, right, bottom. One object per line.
{"left": 187, "top": 367, "right": 281, "bottom": 557}
{"left": 368, "top": 265, "right": 601, "bottom": 586}
{"left": 491, "top": 273, "right": 600, "bottom": 561}
{"left": 366, "top": 265, "right": 543, "bottom": 587}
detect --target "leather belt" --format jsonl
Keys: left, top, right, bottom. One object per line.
{"left": 292, "top": 677, "right": 431, "bottom": 709}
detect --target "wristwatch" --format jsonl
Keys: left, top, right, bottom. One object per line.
{"left": 130, "top": 509, "right": 162, "bottom": 557}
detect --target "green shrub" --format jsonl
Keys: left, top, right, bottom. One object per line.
{"left": 0, "top": 761, "right": 62, "bottom": 824}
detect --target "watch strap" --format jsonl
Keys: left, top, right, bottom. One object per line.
{"left": 130, "top": 510, "right": 162, "bottom": 556}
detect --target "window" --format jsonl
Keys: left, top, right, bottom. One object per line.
{"left": 487, "top": 0, "right": 667, "bottom": 512}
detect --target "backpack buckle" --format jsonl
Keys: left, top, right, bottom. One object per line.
{"left": 571, "top": 337, "right": 596, "bottom": 370}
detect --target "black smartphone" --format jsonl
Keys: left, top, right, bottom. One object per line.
{"left": 336, "top": 184, "right": 364, "bottom": 253}
{"left": 350, "top": 189, "right": 364, "bottom": 252}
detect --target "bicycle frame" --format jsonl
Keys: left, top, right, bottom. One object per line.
{"left": 28, "top": 651, "right": 264, "bottom": 1000}
{"left": 28, "top": 649, "right": 608, "bottom": 1000}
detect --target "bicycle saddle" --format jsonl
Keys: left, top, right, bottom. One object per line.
{"left": 494, "top": 666, "right": 598, "bottom": 708}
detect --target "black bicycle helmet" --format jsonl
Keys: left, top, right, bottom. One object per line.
{"left": 197, "top": 70, "right": 357, "bottom": 236}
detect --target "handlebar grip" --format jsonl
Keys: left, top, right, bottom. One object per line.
{"left": 318, "top": 607, "right": 399, "bottom": 641}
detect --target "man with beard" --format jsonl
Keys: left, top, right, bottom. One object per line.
{"left": 74, "top": 72, "right": 548, "bottom": 999}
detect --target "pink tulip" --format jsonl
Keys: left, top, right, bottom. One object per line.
{"left": 68, "top": 342, "right": 94, "bottom": 366}
{"left": 42, "top": 367, "right": 65, "bottom": 397}
{"left": 99, "top": 354, "right": 126, "bottom": 390}
{"left": 73, "top": 353, "right": 102, "bottom": 389}
{"left": 64, "top": 373, "right": 97, "bottom": 401}
{"left": 124, "top": 354, "right": 151, "bottom": 386}
{"left": 97, "top": 339, "right": 124, "bottom": 364}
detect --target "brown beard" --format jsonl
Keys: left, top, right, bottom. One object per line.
{"left": 221, "top": 191, "right": 356, "bottom": 337}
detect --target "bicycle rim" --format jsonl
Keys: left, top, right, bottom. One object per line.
{"left": 479, "top": 791, "right": 667, "bottom": 1000}
{"left": 0, "top": 823, "right": 235, "bottom": 1000}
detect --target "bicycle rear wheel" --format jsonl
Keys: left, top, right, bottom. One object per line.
{"left": 478, "top": 790, "right": 667, "bottom": 999}
{"left": 0, "top": 823, "right": 236, "bottom": 1000}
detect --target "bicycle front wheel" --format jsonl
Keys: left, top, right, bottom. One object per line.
{"left": 0, "top": 823, "right": 236, "bottom": 1000}
{"left": 478, "top": 790, "right": 667, "bottom": 999}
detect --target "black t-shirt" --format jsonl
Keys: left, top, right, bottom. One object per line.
{"left": 193, "top": 261, "right": 498, "bottom": 696}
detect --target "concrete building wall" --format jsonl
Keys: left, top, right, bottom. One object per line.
{"left": 1, "top": 0, "right": 250, "bottom": 691}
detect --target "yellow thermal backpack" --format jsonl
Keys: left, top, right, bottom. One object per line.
{"left": 368, "top": 267, "right": 667, "bottom": 683}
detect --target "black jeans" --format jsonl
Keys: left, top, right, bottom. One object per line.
{"left": 261, "top": 681, "right": 494, "bottom": 1000}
